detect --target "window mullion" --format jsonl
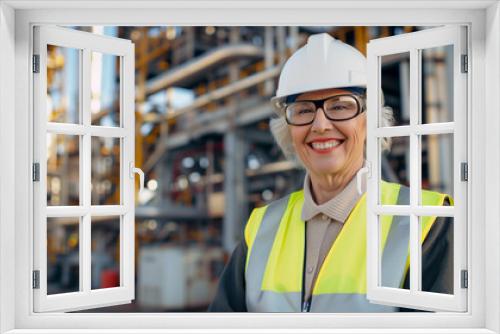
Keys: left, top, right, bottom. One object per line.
{"left": 81, "top": 48, "right": 91, "bottom": 293}
{"left": 374, "top": 205, "right": 454, "bottom": 217}
{"left": 409, "top": 47, "right": 421, "bottom": 292}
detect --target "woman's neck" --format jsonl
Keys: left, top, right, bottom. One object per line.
{"left": 309, "top": 158, "right": 364, "bottom": 205}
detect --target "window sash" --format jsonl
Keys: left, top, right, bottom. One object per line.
{"left": 366, "top": 25, "right": 468, "bottom": 312}
{"left": 33, "top": 25, "right": 136, "bottom": 312}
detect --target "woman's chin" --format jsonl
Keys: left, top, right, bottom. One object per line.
{"left": 309, "top": 164, "right": 343, "bottom": 177}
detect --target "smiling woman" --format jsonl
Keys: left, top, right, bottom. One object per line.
{"left": 208, "top": 33, "right": 454, "bottom": 313}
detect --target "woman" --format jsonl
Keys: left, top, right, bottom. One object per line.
{"left": 208, "top": 33, "right": 452, "bottom": 312}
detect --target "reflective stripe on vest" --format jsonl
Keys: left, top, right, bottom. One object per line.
{"left": 244, "top": 182, "right": 447, "bottom": 312}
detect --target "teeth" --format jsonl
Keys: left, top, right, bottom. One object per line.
{"left": 311, "top": 140, "right": 341, "bottom": 150}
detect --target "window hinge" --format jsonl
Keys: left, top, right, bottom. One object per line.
{"left": 356, "top": 161, "right": 371, "bottom": 195}
{"left": 461, "top": 269, "right": 468, "bottom": 289}
{"left": 461, "top": 54, "right": 468, "bottom": 73}
{"left": 32, "top": 55, "right": 40, "bottom": 73}
{"left": 33, "top": 270, "right": 40, "bottom": 289}
{"left": 461, "top": 162, "right": 468, "bottom": 181}
{"left": 33, "top": 163, "right": 40, "bottom": 182}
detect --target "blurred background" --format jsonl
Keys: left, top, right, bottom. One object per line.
{"left": 45, "top": 26, "right": 454, "bottom": 311}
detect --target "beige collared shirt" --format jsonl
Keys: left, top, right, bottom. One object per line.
{"left": 301, "top": 168, "right": 366, "bottom": 302}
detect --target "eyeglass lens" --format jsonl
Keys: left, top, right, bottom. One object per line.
{"left": 286, "top": 95, "right": 360, "bottom": 125}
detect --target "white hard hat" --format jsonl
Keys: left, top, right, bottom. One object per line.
{"left": 271, "top": 33, "right": 367, "bottom": 110}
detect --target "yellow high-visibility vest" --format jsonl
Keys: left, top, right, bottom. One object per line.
{"left": 244, "top": 181, "right": 449, "bottom": 312}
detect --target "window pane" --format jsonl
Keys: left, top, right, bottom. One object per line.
{"left": 421, "top": 45, "right": 454, "bottom": 124}
{"left": 379, "top": 215, "right": 410, "bottom": 290}
{"left": 47, "top": 45, "right": 80, "bottom": 124}
{"left": 91, "top": 137, "right": 121, "bottom": 205}
{"left": 380, "top": 136, "right": 410, "bottom": 205}
{"left": 47, "top": 133, "right": 80, "bottom": 206}
{"left": 91, "top": 216, "right": 121, "bottom": 289}
{"left": 421, "top": 134, "right": 454, "bottom": 204}
{"left": 420, "top": 216, "right": 454, "bottom": 294}
{"left": 47, "top": 217, "right": 80, "bottom": 294}
{"left": 380, "top": 52, "right": 410, "bottom": 127}
{"left": 91, "top": 52, "right": 121, "bottom": 127}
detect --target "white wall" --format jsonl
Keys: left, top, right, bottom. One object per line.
{"left": 0, "top": 2, "right": 16, "bottom": 333}
{"left": 485, "top": 1, "right": 500, "bottom": 333}
{"left": 1, "top": 3, "right": 497, "bottom": 332}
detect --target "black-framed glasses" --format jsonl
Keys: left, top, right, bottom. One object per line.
{"left": 284, "top": 94, "right": 365, "bottom": 126}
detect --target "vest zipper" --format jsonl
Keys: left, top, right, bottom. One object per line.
{"left": 301, "top": 222, "right": 309, "bottom": 312}
{"left": 301, "top": 297, "right": 312, "bottom": 312}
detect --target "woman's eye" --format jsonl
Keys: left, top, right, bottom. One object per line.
{"left": 329, "top": 105, "right": 347, "bottom": 111}
{"left": 297, "top": 108, "right": 314, "bottom": 114}
{"left": 327, "top": 102, "right": 355, "bottom": 112}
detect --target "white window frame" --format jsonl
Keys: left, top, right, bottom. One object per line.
{"left": 366, "top": 25, "right": 468, "bottom": 312}
{"left": 33, "top": 25, "right": 136, "bottom": 312}
{"left": 0, "top": 1, "right": 499, "bottom": 333}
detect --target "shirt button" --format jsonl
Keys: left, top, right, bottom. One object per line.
{"left": 307, "top": 267, "right": 314, "bottom": 274}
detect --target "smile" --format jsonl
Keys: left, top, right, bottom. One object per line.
{"left": 308, "top": 139, "right": 343, "bottom": 153}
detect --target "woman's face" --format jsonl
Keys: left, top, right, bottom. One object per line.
{"left": 289, "top": 88, "right": 366, "bottom": 179}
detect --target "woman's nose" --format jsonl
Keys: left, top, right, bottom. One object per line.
{"left": 311, "top": 108, "right": 334, "bottom": 132}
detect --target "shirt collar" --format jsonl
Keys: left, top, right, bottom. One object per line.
{"left": 301, "top": 162, "right": 367, "bottom": 223}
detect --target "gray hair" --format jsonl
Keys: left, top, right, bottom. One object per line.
{"left": 269, "top": 94, "right": 395, "bottom": 168}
